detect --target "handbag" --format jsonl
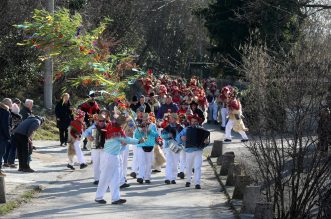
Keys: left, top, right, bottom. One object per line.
{"left": 142, "top": 146, "right": 154, "bottom": 152}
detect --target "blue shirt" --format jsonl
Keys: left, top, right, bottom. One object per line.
{"left": 134, "top": 124, "right": 159, "bottom": 147}
{"left": 161, "top": 124, "right": 180, "bottom": 148}
{"left": 104, "top": 137, "right": 139, "bottom": 155}
{"left": 176, "top": 126, "right": 203, "bottom": 153}
{"left": 83, "top": 123, "right": 96, "bottom": 138}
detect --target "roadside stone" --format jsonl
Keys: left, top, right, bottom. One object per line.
{"left": 254, "top": 202, "right": 273, "bottom": 219}
{"left": 226, "top": 163, "right": 241, "bottom": 186}
{"left": 0, "top": 176, "right": 6, "bottom": 203}
{"left": 232, "top": 175, "right": 252, "bottom": 200}
{"left": 220, "top": 152, "right": 235, "bottom": 175}
{"left": 211, "top": 140, "right": 223, "bottom": 158}
{"left": 241, "top": 186, "right": 261, "bottom": 214}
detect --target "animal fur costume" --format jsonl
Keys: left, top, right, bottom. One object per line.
{"left": 67, "top": 109, "right": 86, "bottom": 165}
{"left": 228, "top": 99, "right": 248, "bottom": 132}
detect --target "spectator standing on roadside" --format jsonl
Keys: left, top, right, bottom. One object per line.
{"left": 3, "top": 98, "right": 22, "bottom": 169}
{"left": 20, "top": 99, "right": 33, "bottom": 120}
{"left": 55, "top": 93, "right": 73, "bottom": 146}
{"left": 0, "top": 98, "right": 12, "bottom": 176}
{"left": 13, "top": 115, "right": 44, "bottom": 172}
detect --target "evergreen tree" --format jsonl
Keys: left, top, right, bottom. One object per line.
{"left": 200, "top": 0, "right": 306, "bottom": 77}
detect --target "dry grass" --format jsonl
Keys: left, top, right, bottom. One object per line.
{"left": 33, "top": 116, "right": 59, "bottom": 141}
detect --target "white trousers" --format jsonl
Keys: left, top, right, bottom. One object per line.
{"left": 225, "top": 119, "right": 248, "bottom": 140}
{"left": 208, "top": 102, "right": 218, "bottom": 121}
{"left": 74, "top": 140, "right": 86, "bottom": 164}
{"left": 131, "top": 145, "right": 139, "bottom": 173}
{"left": 91, "top": 149, "right": 103, "bottom": 181}
{"left": 221, "top": 107, "right": 228, "bottom": 128}
{"left": 137, "top": 147, "right": 153, "bottom": 180}
{"left": 165, "top": 148, "right": 180, "bottom": 181}
{"left": 95, "top": 153, "right": 121, "bottom": 202}
{"left": 120, "top": 146, "right": 129, "bottom": 185}
{"left": 185, "top": 150, "right": 203, "bottom": 185}
{"left": 179, "top": 150, "right": 186, "bottom": 173}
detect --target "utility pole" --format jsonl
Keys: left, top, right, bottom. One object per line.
{"left": 44, "top": 0, "right": 54, "bottom": 109}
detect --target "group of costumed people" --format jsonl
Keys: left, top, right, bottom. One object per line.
{"left": 60, "top": 73, "right": 248, "bottom": 205}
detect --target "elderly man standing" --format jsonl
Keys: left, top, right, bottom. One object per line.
{"left": 0, "top": 98, "right": 12, "bottom": 176}
{"left": 13, "top": 116, "right": 44, "bottom": 172}
{"left": 20, "top": 99, "right": 34, "bottom": 120}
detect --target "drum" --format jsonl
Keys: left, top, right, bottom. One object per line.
{"left": 168, "top": 139, "right": 183, "bottom": 153}
{"left": 90, "top": 128, "right": 97, "bottom": 149}
{"left": 186, "top": 127, "right": 210, "bottom": 149}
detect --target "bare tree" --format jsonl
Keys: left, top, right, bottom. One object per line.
{"left": 231, "top": 24, "right": 331, "bottom": 218}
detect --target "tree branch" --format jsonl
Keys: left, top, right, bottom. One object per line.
{"left": 303, "top": 4, "right": 331, "bottom": 9}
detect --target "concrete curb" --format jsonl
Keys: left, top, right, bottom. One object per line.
{"left": 207, "top": 156, "right": 241, "bottom": 219}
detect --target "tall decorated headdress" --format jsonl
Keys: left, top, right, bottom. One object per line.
{"left": 74, "top": 109, "right": 85, "bottom": 120}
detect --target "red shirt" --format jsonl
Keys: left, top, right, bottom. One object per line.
{"left": 80, "top": 101, "right": 100, "bottom": 116}
{"left": 105, "top": 122, "right": 126, "bottom": 139}
{"left": 70, "top": 120, "right": 85, "bottom": 138}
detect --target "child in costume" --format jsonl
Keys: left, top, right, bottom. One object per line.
{"left": 67, "top": 109, "right": 88, "bottom": 170}
{"left": 224, "top": 97, "right": 249, "bottom": 142}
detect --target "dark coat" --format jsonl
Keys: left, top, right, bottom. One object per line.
{"left": 11, "top": 111, "right": 22, "bottom": 131}
{"left": 20, "top": 106, "right": 32, "bottom": 121}
{"left": 0, "top": 103, "right": 11, "bottom": 140}
{"left": 55, "top": 101, "right": 73, "bottom": 129}
{"left": 193, "top": 108, "right": 205, "bottom": 124}
{"left": 135, "top": 102, "right": 152, "bottom": 113}
{"left": 14, "top": 116, "right": 41, "bottom": 138}
{"left": 157, "top": 103, "right": 179, "bottom": 119}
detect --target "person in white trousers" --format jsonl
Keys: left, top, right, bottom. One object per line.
{"left": 218, "top": 85, "right": 233, "bottom": 130}
{"left": 95, "top": 117, "right": 144, "bottom": 205}
{"left": 178, "top": 150, "right": 186, "bottom": 179}
{"left": 207, "top": 95, "right": 219, "bottom": 124}
{"left": 220, "top": 106, "right": 228, "bottom": 130}
{"left": 161, "top": 113, "right": 184, "bottom": 184}
{"left": 83, "top": 114, "right": 108, "bottom": 185}
{"left": 224, "top": 97, "right": 248, "bottom": 143}
{"left": 176, "top": 114, "right": 209, "bottom": 189}
{"left": 134, "top": 113, "right": 159, "bottom": 184}
{"left": 119, "top": 146, "right": 130, "bottom": 188}
{"left": 130, "top": 144, "right": 139, "bottom": 178}
{"left": 67, "top": 109, "right": 88, "bottom": 170}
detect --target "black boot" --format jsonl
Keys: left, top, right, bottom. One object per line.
{"left": 80, "top": 163, "right": 88, "bottom": 169}
{"left": 67, "top": 164, "right": 75, "bottom": 170}
{"left": 178, "top": 172, "right": 185, "bottom": 179}
{"left": 137, "top": 178, "right": 143, "bottom": 184}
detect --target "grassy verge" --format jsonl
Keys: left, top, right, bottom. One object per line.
{"left": 0, "top": 185, "right": 43, "bottom": 216}
{"left": 33, "top": 116, "right": 59, "bottom": 140}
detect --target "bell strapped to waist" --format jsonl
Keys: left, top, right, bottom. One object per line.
{"left": 168, "top": 139, "right": 183, "bottom": 153}
{"left": 186, "top": 127, "right": 210, "bottom": 149}
{"left": 91, "top": 128, "right": 106, "bottom": 149}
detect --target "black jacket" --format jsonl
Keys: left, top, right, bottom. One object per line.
{"left": 0, "top": 103, "right": 11, "bottom": 140}
{"left": 135, "top": 102, "right": 152, "bottom": 113}
{"left": 193, "top": 108, "right": 205, "bottom": 124}
{"left": 55, "top": 101, "right": 73, "bottom": 129}
{"left": 20, "top": 106, "right": 32, "bottom": 121}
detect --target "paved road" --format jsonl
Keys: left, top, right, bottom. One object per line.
{"left": 3, "top": 124, "right": 242, "bottom": 219}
